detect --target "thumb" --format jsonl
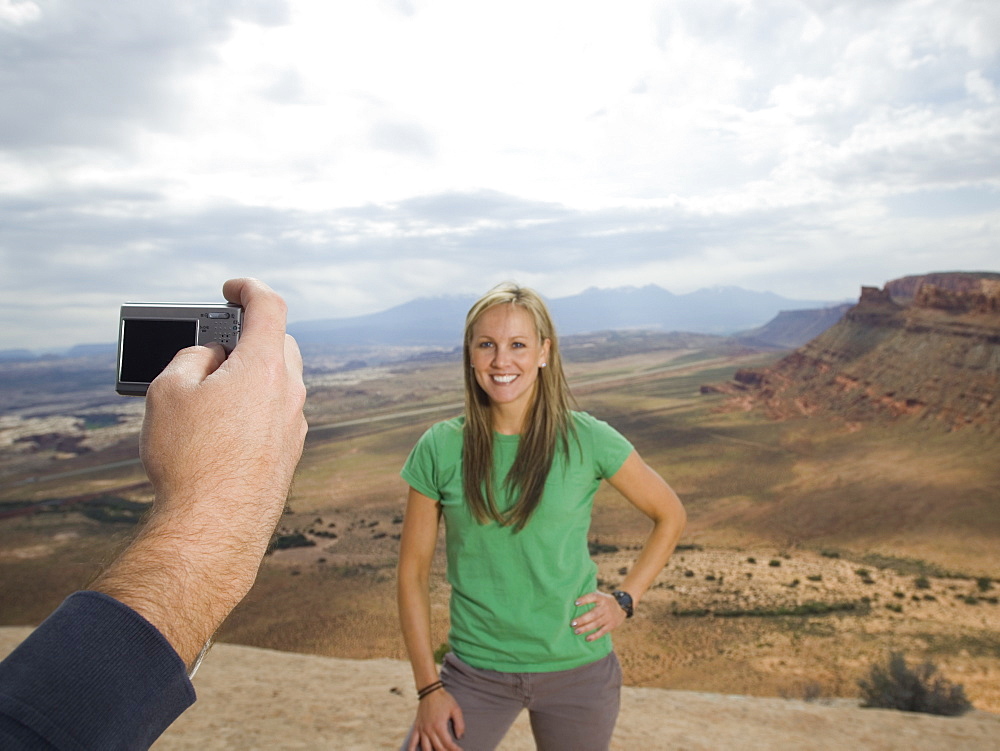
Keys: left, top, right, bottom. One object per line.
{"left": 152, "top": 344, "right": 227, "bottom": 392}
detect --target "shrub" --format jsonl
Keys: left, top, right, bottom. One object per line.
{"left": 433, "top": 642, "right": 450, "bottom": 664}
{"left": 588, "top": 541, "right": 619, "bottom": 555}
{"left": 856, "top": 568, "right": 875, "bottom": 584}
{"left": 858, "top": 653, "right": 972, "bottom": 716}
{"left": 268, "top": 532, "right": 315, "bottom": 552}
{"left": 713, "top": 600, "right": 860, "bottom": 618}
{"left": 914, "top": 576, "right": 931, "bottom": 589}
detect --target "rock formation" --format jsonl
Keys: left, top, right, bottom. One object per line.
{"left": 708, "top": 273, "right": 1000, "bottom": 432}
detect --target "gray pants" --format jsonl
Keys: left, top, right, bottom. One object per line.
{"left": 404, "top": 651, "right": 622, "bottom": 751}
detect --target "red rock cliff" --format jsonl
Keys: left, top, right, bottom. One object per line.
{"left": 714, "top": 272, "right": 1000, "bottom": 432}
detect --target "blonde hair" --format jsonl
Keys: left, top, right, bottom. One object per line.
{"left": 462, "top": 282, "right": 576, "bottom": 531}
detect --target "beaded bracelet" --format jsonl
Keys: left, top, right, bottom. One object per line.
{"left": 417, "top": 680, "right": 445, "bottom": 700}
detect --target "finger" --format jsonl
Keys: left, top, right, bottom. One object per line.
{"left": 426, "top": 715, "right": 461, "bottom": 751}
{"left": 571, "top": 612, "right": 594, "bottom": 629}
{"left": 284, "top": 333, "right": 304, "bottom": 382}
{"left": 451, "top": 705, "right": 465, "bottom": 740}
{"left": 151, "top": 344, "right": 227, "bottom": 391}
{"left": 222, "top": 277, "right": 289, "bottom": 352}
{"left": 587, "top": 625, "right": 611, "bottom": 642}
{"left": 438, "top": 728, "right": 462, "bottom": 751}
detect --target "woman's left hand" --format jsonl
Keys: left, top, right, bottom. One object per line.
{"left": 571, "top": 591, "right": 628, "bottom": 642}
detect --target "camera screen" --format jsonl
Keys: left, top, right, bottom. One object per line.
{"left": 119, "top": 318, "right": 198, "bottom": 384}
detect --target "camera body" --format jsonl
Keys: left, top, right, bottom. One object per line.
{"left": 116, "top": 302, "right": 242, "bottom": 396}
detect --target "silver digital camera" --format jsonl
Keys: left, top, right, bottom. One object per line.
{"left": 116, "top": 302, "right": 243, "bottom": 396}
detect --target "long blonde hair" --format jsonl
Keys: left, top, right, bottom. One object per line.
{"left": 462, "top": 283, "right": 576, "bottom": 531}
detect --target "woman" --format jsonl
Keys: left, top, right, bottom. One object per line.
{"left": 397, "top": 283, "right": 686, "bottom": 751}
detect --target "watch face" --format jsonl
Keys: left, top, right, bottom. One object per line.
{"left": 613, "top": 590, "right": 633, "bottom": 616}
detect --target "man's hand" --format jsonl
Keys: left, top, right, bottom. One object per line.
{"left": 94, "top": 278, "right": 308, "bottom": 667}
{"left": 139, "top": 277, "right": 306, "bottom": 549}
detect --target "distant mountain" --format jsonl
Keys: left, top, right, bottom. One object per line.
{"left": 737, "top": 304, "right": 853, "bottom": 349}
{"left": 288, "top": 285, "right": 840, "bottom": 348}
{"left": 0, "top": 344, "right": 116, "bottom": 365}
{"left": 708, "top": 272, "right": 1000, "bottom": 432}
{"left": 290, "top": 296, "right": 471, "bottom": 347}
{"left": 65, "top": 343, "right": 117, "bottom": 358}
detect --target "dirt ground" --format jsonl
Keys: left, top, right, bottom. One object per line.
{"left": 4, "top": 628, "right": 997, "bottom": 750}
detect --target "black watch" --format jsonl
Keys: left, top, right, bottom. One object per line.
{"left": 612, "top": 590, "right": 634, "bottom": 618}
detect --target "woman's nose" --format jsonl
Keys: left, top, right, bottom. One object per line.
{"left": 492, "top": 345, "right": 511, "bottom": 367}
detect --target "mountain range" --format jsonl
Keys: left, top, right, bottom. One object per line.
{"left": 1, "top": 284, "right": 843, "bottom": 363}
{"left": 287, "top": 284, "right": 844, "bottom": 349}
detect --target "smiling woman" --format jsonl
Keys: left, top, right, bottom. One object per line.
{"left": 395, "top": 282, "right": 687, "bottom": 751}
{"left": 468, "top": 301, "right": 551, "bottom": 431}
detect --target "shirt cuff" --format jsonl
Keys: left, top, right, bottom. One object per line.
{"left": 0, "top": 590, "right": 196, "bottom": 749}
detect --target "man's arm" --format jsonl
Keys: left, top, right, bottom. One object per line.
{"left": 93, "top": 277, "right": 308, "bottom": 667}
{"left": 0, "top": 278, "right": 308, "bottom": 750}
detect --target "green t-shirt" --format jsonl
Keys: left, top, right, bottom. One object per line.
{"left": 401, "top": 411, "right": 634, "bottom": 672}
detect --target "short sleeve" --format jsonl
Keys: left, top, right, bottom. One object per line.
{"left": 575, "top": 412, "right": 634, "bottom": 479}
{"left": 401, "top": 426, "right": 443, "bottom": 500}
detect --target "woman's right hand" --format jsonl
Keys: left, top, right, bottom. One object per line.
{"left": 408, "top": 688, "right": 465, "bottom": 751}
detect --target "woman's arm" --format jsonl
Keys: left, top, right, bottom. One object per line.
{"left": 572, "top": 450, "right": 687, "bottom": 641}
{"left": 397, "top": 487, "right": 464, "bottom": 751}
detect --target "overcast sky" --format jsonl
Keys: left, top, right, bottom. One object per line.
{"left": 1, "top": 0, "right": 998, "bottom": 350}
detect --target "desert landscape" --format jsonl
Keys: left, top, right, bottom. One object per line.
{"left": 1, "top": 274, "right": 999, "bottom": 747}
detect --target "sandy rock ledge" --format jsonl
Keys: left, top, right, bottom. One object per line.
{"left": 2, "top": 629, "right": 997, "bottom": 750}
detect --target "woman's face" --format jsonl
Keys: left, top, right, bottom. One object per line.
{"left": 469, "top": 303, "right": 551, "bottom": 418}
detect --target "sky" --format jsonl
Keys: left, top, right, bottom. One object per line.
{"left": 1, "top": 0, "right": 998, "bottom": 351}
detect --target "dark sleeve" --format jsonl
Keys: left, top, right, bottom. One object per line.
{"left": 0, "top": 591, "right": 196, "bottom": 750}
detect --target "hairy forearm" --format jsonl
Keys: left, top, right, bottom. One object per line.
{"left": 92, "top": 504, "right": 278, "bottom": 669}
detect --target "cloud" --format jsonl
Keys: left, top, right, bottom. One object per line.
{"left": 0, "top": 0, "right": 998, "bottom": 350}
{"left": 0, "top": 0, "right": 290, "bottom": 151}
